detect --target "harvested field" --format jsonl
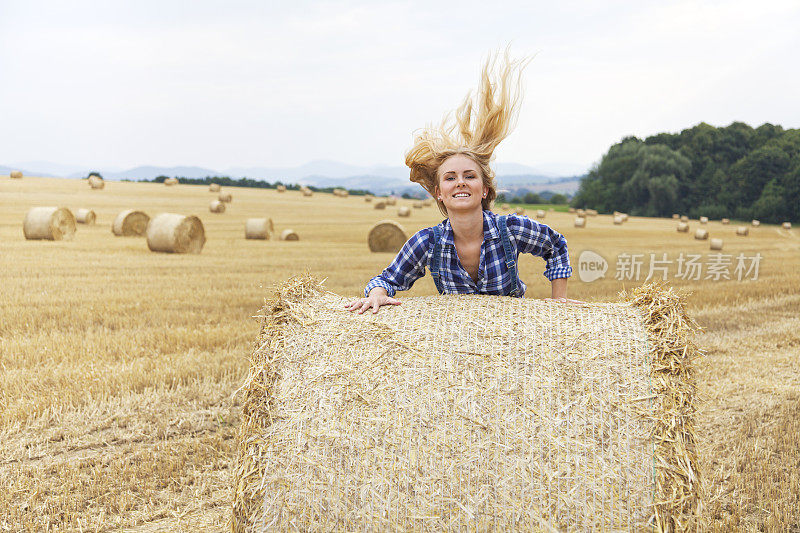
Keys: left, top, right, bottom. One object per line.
{"left": 0, "top": 176, "right": 798, "bottom": 531}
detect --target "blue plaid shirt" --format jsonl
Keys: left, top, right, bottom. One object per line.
{"left": 365, "top": 210, "right": 572, "bottom": 297}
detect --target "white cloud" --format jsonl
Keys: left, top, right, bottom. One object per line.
{"left": 1, "top": 0, "right": 798, "bottom": 174}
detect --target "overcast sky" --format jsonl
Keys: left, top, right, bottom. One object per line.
{"left": 1, "top": 0, "right": 799, "bottom": 176}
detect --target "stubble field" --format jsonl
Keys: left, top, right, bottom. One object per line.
{"left": 1, "top": 177, "right": 798, "bottom": 531}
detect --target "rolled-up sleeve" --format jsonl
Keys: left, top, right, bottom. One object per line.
{"left": 507, "top": 215, "right": 572, "bottom": 281}
{"left": 364, "top": 229, "right": 432, "bottom": 297}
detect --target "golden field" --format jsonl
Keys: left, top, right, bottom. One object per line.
{"left": 1, "top": 176, "right": 798, "bottom": 531}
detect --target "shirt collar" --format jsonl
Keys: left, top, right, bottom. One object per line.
{"left": 440, "top": 210, "right": 500, "bottom": 245}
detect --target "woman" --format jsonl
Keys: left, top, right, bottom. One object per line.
{"left": 347, "top": 52, "right": 575, "bottom": 314}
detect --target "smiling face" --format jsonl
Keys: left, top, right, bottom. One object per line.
{"left": 435, "top": 154, "right": 488, "bottom": 215}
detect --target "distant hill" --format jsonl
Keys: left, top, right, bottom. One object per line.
{"left": 3, "top": 158, "right": 583, "bottom": 196}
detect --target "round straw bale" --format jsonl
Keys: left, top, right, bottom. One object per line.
{"left": 736, "top": 226, "right": 749, "bottom": 236}
{"left": 536, "top": 209, "right": 546, "bottom": 218}
{"left": 586, "top": 209, "right": 598, "bottom": 216}
{"left": 146, "top": 213, "right": 205, "bottom": 253}
{"left": 386, "top": 196, "right": 397, "bottom": 206}
{"left": 710, "top": 238, "right": 723, "bottom": 250}
{"left": 614, "top": 215, "right": 624, "bottom": 225}
{"left": 412, "top": 201, "right": 423, "bottom": 209}
{"left": 302, "top": 188, "right": 313, "bottom": 196}
{"left": 576, "top": 209, "right": 586, "bottom": 217}
{"left": 368, "top": 220, "right": 407, "bottom": 253}
{"left": 209, "top": 183, "right": 221, "bottom": 192}
{"left": 268, "top": 218, "right": 275, "bottom": 233}
{"left": 677, "top": 222, "right": 689, "bottom": 232}
{"left": 672, "top": 213, "right": 679, "bottom": 219}
{"left": 277, "top": 185, "right": 287, "bottom": 193}
{"left": 699, "top": 216, "right": 708, "bottom": 224}
{"left": 751, "top": 219, "right": 760, "bottom": 227}
{"left": 694, "top": 229, "right": 709, "bottom": 240}
{"left": 501, "top": 203, "right": 510, "bottom": 211}
{"left": 423, "top": 198, "right": 433, "bottom": 207}
{"left": 245, "top": 218, "right": 270, "bottom": 240}
{"left": 10, "top": 170, "right": 23, "bottom": 179}
{"left": 364, "top": 195, "right": 373, "bottom": 202}
{"left": 574, "top": 217, "right": 586, "bottom": 228}
{"left": 209, "top": 200, "right": 226, "bottom": 213}
{"left": 164, "top": 177, "right": 179, "bottom": 186}
{"left": 23, "top": 207, "right": 76, "bottom": 240}
{"left": 218, "top": 192, "right": 232, "bottom": 203}
{"left": 721, "top": 218, "right": 730, "bottom": 225}
{"left": 374, "top": 201, "right": 386, "bottom": 210}
{"left": 398, "top": 206, "right": 411, "bottom": 217}
{"left": 680, "top": 215, "right": 689, "bottom": 222}
{"left": 621, "top": 213, "right": 628, "bottom": 222}
{"left": 75, "top": 208, "right": 96, "bottom": 225}
{"left": 88, "top": 176, "right": 104, "bottom": 189}
{"left": 280, "top": 229, "right": 299, "bottom": 241}
{"left": 112, "top": 209, "right": 150, "bottom": 236}
{"left": 783, "top": 222, "right": 792, "bottom": 230}
{"left": 515, "top": 207, "right": 526, "bottom": 216}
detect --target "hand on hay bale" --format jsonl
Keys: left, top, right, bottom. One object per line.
{"left": 345, "top": 286, "right": 401, "bottom": 314}
{"left": 543, "top": 297, "right": 585, "bottom": 304}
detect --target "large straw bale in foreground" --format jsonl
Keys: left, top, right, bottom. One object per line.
{"left": 23, "top": 207, "right": 76, "bottom": 240}
{"left": 146, "top": 213, "right": 205, "bottom": 253}
{"left": 112, "top": 210, "right": 150, "bottom": 236}
{"left": 75, "top": 208, "right": 96, "bottom": 225}
{"left": 232, "top": 278, "right": 702, "bottom": 531}
{"left": 367, "top": 220, "right": 407, "bottom": 252}
{"left": 245, "top": 218, "right": 270, "bottom": 240}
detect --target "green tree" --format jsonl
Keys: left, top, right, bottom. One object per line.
{"left": 523, "top": 192, "right": 543, "bottom": 204}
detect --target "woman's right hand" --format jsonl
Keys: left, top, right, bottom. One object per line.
{"left": 345, "top": 288, "right": 401, "bottom": 314}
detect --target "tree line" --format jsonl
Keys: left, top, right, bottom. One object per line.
{"left": 132, "top": 175, "right": 373, "bottom": 197}
{"left": 571, "top": 122, "right": 800, "bottom": 223}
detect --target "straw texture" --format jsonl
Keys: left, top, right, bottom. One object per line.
{"left": 245, "top": 218, "right": 270, "bottom": 240}
{"left": 112, "top": 210, "right": 150, "bottom": 236}
{"left": 23, "top": 207, "right": 76, "bottom": 240}
{"left": 232, "top": 277, "right": 701, "bottom": 531}
{"left": 210, "top": 200, "right": 226, "bottom": 213}
{"left": 75, "top": 208, "right": 96, "bottom": 225}
{"left": 280, "top": 229, "right": 299, "bottom": 241}
{"left": 145, "top": 213, "right": 205, "bottom": 253}
{"left": 368, "top": 220, "right": 407, "bottom": 253}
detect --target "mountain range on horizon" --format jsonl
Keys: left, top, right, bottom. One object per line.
{"left": 1, "top": 159, "right": 586, "bottom": 195}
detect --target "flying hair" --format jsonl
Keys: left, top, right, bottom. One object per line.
{"left": 405, "top": 49, "right": 530, "bottom": 215}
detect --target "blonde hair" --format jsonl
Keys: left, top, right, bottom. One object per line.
{"left": 405, "top": 50, "right": 529, "bottom": 216}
